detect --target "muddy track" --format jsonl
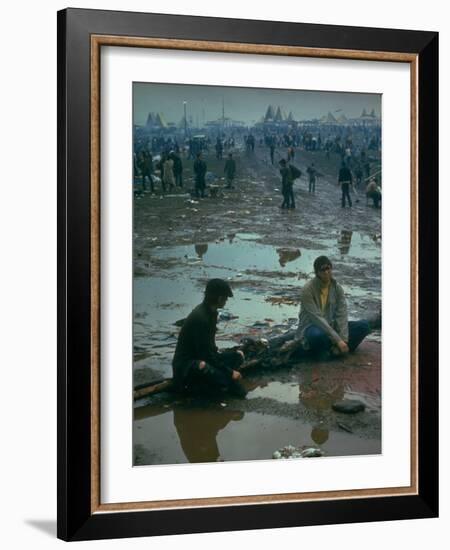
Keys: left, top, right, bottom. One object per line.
{"left": 132, "top": 145, "right": 382, "bottom": 465}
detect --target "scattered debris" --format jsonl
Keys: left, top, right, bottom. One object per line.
{"left": 265, "top": 296, "right": 299, "bottom": 306}
{"left": 332, "top": 399, "right": 366, "bottom": 414}
{"left": 337, "top": 422, "right": 354, "bottom": 433}
{"left": 219, "top": 311, "right": 239, "bottom": 321}
{"left": 272, "top": 445, "right": 324, "bottom": 459}
{"left": 276, "top": 247, "right": 301, "bottom": 267}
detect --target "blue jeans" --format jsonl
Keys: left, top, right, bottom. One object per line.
{"left": 304, "top": 320, "right": 370, "bottom": 353}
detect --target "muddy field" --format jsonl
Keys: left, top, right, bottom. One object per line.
{"left": 133, "top": 144, "right": 382, "bottom": 465}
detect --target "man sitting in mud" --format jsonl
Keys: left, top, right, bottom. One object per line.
{"left": 366, "top": 177, "right": 382, "bottom": 208}
{"left": 293, "top": 256, "right": 371, "bottom": 357}
{"left": 172, "top": 279, "right": 247, "bottom": 398}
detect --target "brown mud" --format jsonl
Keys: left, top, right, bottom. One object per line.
{"left": 133, "top": 144, "right": 382, "bottom": 465}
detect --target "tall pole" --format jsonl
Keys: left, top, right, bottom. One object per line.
{"left": 183, "top": 101, "right": 187, "bottom": 138}
{"left": 222, "top": 96, "right": 225, "bottom": 134}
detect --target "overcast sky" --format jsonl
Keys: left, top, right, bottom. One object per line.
{"left": 133, "top": 82, "right": 381, "bottom": 126}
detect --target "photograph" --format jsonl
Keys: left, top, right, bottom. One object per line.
{"left": 132, "top": 83, "right": 383, "bottom": 466}
{"left": 53, "top": 5, "right": 439, "bottom": 542}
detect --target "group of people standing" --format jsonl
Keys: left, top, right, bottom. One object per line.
{"left": 278, "top": 156, "right": 317, "bottom": 209}
{"left": 277, "top": 152, "right": 381, "bottom": 210}
{"left": 192, "top": 151, "right": 237, "bottom": 198}
{"left": 136, "top": 137, "right": 381, "bottom": 210}
{"left": 135, "top": 136, "right": 240, "bottom": 198}
{"left": 135, "top": 149, "right": 183, "bottom": 193}
{"left": 338, "top": 160, "right": 382, "bottom": 209}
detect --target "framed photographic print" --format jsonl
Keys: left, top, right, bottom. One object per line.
{"left": 57, "top": 8, "right": 438, "bottom": 541}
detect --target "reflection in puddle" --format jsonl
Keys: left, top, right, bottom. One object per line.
{"left": 235, "top": 232, "right": 261, "bottom": 241}
{"left": 276, "top": 247, "right": 301, "bottom": 267}
{"left": 338, "top": 230, "right": 353, "bottom": 255}
{"left": 311, "top": 425, "right": 329, "bottom": 446}
{"left": 248, "top": 381, "right": 300, "bottom": 405}
{"left": 133, "top": 352, "right": 381, "bottom": 466}
{"left": 150, "top": 231, "right": 380, "bottom": 278}
{"left": 133, "top": 401, "right": 381, "bottom": 465}
{"left": 174, "top": 406, "right": 244, "bottom": 463}
{"left": 194, "top": 243, "right": 208, "bottom": 258}
{"left": 153, "top": 239, "right": 308, "bottom": 273}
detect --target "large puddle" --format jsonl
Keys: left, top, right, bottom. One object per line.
{"left": 134, "top": 344, "right": 382, "bottom": 465}
{"left": 133, "top": 231, "right": 381, "bottom": 465}
{"left": 134, "top": 231, "right": 380, "bottom": 374}
{"left": 134, "top": 399, "right": 381, "bottom": 466}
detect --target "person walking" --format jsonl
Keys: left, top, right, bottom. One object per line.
{"left": 215, "top": 137, "right": 223, "bottom": 160}
{"left": 162, "top": 153, "right": 175, "bottom": 192}
{"left": 307, "top": 162, "right": 317, "bottom": 193}
{"left": 172, "top": 151, "right": 183, "bottom": 187}
{"left": 224, "top": 153, "right": 237, "bottom": 189}
{"left": 279, "top": 159, "right": 295, "bottom": 209}
{"left": 193, "top": 151, "right": 207, "bottom": 198}
{"left": 269, "top": 141, "right": 275, "bottom": 165}
{"left": 138, "top": 150, "right": 154, "bottom": 192}
{"left": 338, "top": 161, "right": 353, "bottom": 208}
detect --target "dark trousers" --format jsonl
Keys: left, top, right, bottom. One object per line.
{"left": 281, "top": 186, "right": 295, "bottom": 208}
{"left": 309, "top": 179, "right": 316, "bottom": 193}
{"left": 142, "top": 172, "right": 154, "bottom": 192}
{"left": 304, "top": 320, "right": 370, "bottom": 353}
{"left": 367, "top": 190, "right": 381, "bottom": 208}
{"left": 341, "top": 182, "right": 352, "bottom": 207}
{"left": 225, "top": 175, "right": 235, "bottom": 188}
{"left": 195, "top": 180, "right": 205, "bottom": 198}
{"left": 184, "top": 351, "right": 245, "bottom": 397}
{"left": 175, "top": 172, "right": 183, "bottom": 187}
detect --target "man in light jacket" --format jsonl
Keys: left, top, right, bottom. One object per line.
{"left": 296, "top": 256, "right": 370, "bottom": 356}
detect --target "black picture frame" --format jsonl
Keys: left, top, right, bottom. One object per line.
{"left": 57, "top": 8, "right": 438, "bottom": 541}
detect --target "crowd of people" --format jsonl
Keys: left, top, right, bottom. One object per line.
{"left": 133, "top": 123, "right": 382, "bottom": 208}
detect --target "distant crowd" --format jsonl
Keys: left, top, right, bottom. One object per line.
{"left": 134, "top": 124, "right": 381, "bottom": 208}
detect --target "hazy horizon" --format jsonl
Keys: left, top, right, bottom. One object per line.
{"left": 133, "top": 82, "right": 381, "bottom": 127}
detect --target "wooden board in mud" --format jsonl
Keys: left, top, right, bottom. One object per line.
{"left": 133, "top": 334, "right": 310, "bottom": 401}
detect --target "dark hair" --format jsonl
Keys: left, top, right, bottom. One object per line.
{"left": 313, "top": 256, "right": 332, "bottom": 274}
{"left": 204, "top": 278, "right": 233, "bottom": 303}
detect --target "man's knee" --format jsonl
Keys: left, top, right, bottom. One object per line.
{"left": 305, "top": 326, "right": 330, "bottom": 350}
{"left": 218, "top": 350, "right": 244, "bottom": 370}
{"left": 349, "top": 320, "right": 371, "bottom": 336}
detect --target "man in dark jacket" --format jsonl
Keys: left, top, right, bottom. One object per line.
{"left": 224, "top": 153, "right": 236, "bottom": 189}
{"left": 193, "top": 152, "right": 207, "bottom": 198}
{"left": 307, "top": 162, "right": 317, "bottom": 193}
{"left": 215, "top": 137, "right": 223, "bottom": 159}
{"left": 137, "top": 150, "right": 154, "bottom": 192}
{"left": 172, "top": 279, "right": 246, "bottom": 397}
{"left": 338, "top": 161, "right": 353, "bottom": 207}
{"left": 279, "top": 159, "right": 296, "bottom": 209}
{"left": 171, "top": 151, "right": 183, "bottom": 187}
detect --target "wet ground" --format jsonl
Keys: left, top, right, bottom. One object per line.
{"left": 133, "top": 144, "right": 382, "bottom": 465}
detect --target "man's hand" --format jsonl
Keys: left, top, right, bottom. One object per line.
{"left": 336, "top": 340, "right": 349, "bottom": 354}
{"left": 280, "top": 340, "right": 298, "bottom": 353}
{"left": 198, "top": 361, "right": 206, "bottom": 370}
{"left": 231, "top": 370, "right": 242, "bottom": 381}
